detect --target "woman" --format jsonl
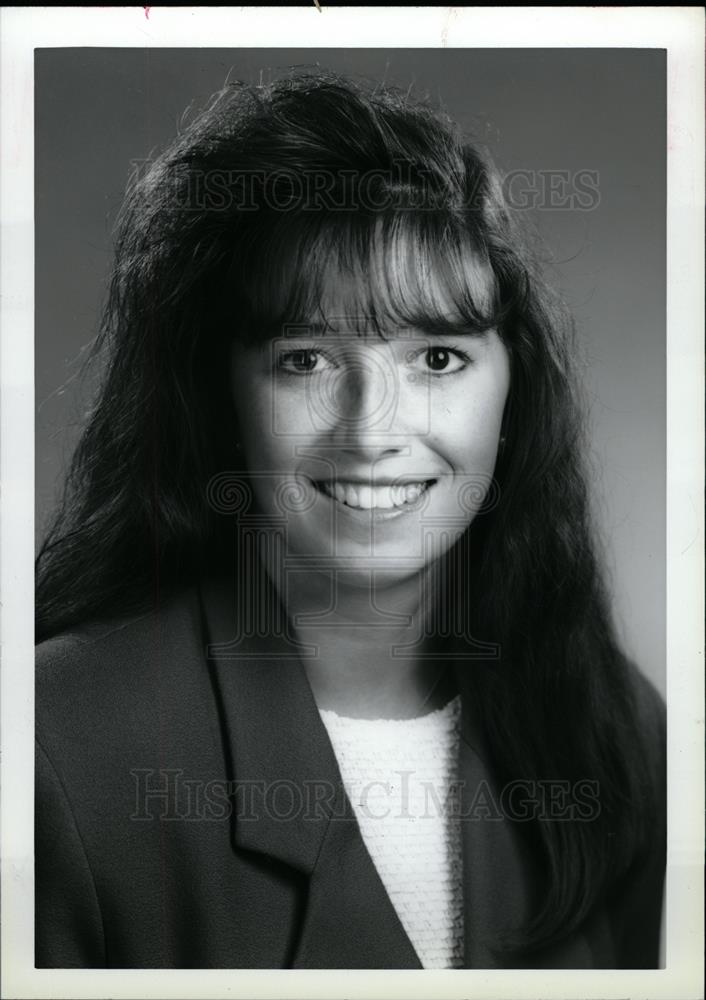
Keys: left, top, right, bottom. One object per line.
{"left": 35, "top": 70, "right": 666, "bottom": 969}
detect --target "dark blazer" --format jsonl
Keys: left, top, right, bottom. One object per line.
{"left": 35, "top": 574, "right": 666, "bottom": 969}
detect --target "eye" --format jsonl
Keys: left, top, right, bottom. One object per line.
{"left": 409, "top": 346, "right": 471, "bottom": 375}
{"left": 276, "top": 349, "right": 335, "bottom": 375}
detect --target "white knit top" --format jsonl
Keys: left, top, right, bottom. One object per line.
{"left": 319, "top": 695, "right": 464, "bottom": 969}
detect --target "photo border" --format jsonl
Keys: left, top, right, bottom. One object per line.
{"left": 2, "top": 6, "right": 703, "bottom": 999}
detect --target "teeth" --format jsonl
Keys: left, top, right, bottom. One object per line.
{"left": 319, "top": 481, "right": 432, "bottom": 510}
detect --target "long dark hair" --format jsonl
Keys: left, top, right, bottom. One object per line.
{"left": 36, "top": 70, "right": 656, "bottom": 955}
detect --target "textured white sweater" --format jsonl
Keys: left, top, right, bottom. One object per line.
{"left": 319, "top": 695, "right": 464, "bottom": 969}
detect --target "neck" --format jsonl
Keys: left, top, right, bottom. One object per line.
{"left": 260, "top": 536, "right": 454, "bottom": 719}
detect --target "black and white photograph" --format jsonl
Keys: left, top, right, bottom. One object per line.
{"left": 1, "top": 7, "right": 703, "bottom": 999}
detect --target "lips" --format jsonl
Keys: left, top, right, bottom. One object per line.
{"left": 313, "top": 479, "right": 436, "bottom": 511}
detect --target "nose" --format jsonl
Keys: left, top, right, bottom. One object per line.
{"left": 328, "top": 352, "right": 405, "bottom": 459}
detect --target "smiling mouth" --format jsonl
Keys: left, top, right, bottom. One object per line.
{"left": 312, "top": 479, "right": 437, "bottom": 511}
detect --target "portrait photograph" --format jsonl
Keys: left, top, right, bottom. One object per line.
{"left": 1, "top": 7, "right": 703, "bottom": 1000}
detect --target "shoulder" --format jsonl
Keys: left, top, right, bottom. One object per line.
{"left": 624, "top": 660, "right": 666, "bottom": 789}
{"left": 625, "top": 660, "right": 665, "bottom": 730}
{"left": 36, "top": 584, "right": 204, "bottom": 670}
{"left": 600, "top": 661, "right": 666, "bottom": 967}
{"left": 36, "top": 585, "right": 207, "bottom": 746}
{"left": 615, "top": 659, "right": 666, "bottom": 842}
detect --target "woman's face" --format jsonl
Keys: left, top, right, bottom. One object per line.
{"left": 229, "top": 294, "right": 510, "bottom": 586}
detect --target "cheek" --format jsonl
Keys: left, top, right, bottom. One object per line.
{"left": 433, "top": 377, "right": 508, "bottom": 468}
{"left": 233, "top": 372, "right": 314, "bottom": 444}
{"left": 232, "top": 378, "right": 319, "bottom": 510}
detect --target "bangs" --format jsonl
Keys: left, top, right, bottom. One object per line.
{"left": 231, "top": 212, "right": 504, "bottom": 344}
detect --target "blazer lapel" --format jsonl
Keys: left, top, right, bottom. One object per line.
{"left": 452, "top": 664, "right": 594, "bottom": 968}
{"left": 290, "top": 793, "right": 423, "bottom": 968}
{"left": 199, "top": 570, "right": 422, "bottom": 968}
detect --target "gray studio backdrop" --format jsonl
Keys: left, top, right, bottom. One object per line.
{"left": 35, "top": 49, "right": 666, "bottom": 696}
